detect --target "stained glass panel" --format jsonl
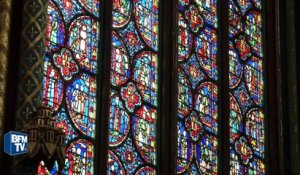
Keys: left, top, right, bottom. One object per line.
{"left": 40, "top": 0, "right": 100, "bottom": 174}
{"left": 107, "top": 0, "right": 159, "bottom": 174}
{"left": 229, "top": 0, "right": 265, "bottom": 174}
{"left": 36, "top": 0, "right": 267, "bottom": 174}
{"left": 177, "top": 0, "right": 218, "bottom": 174}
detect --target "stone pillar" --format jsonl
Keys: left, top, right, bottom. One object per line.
{"left": 15, "top": 0, "right": 48, "bottom": 129}
{"left": 277, "top": 0, "right": 300, "bottom": 174}
{"left": 0, "top": 0, "right": 13, "bottom": 168}
{"left": 12, "top": 0, "right": 48, "bottom": 174}
{"left": 285, "top": 0, "right": 300, "bottom": 174}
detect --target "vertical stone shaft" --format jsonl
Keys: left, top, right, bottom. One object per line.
{"left": 16, "top": 0, "right": 48, "bottom": 129}
{"left": 0, "top": 0, "right": 13, "bottom": 166}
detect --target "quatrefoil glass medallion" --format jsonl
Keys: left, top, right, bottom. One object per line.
{"left": 53, "top": 48, "right": 79, "bottom": 81}
{"left": 120, "top": 82, "right": 142, "bottom": 113}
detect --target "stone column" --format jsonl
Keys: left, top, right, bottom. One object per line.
{"left": 0, "top": 0, "right": 13, "bottom": 167}
{"left": 15, "top": 0, "right": 48, "bottom": 129}
{"left": 284, "top": 0, "right": 300, "bottom": 174}
{"left": 12, "top": 0, "right": 48, "bottom": 174}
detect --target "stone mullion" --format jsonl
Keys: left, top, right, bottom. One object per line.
{"left": 15, "top": 0, "right": 48, "bottom": 129}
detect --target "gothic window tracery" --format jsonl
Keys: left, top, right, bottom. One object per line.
{"left": 37, "top": 0, "right": 266, "bottom": 174}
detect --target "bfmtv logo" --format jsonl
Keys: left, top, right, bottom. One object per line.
{"left": 4, "top": 131, "right": 28, "bottom": 156}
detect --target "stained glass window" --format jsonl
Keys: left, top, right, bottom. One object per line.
{"left": 107, "top": 0, "right": 159, "bottom": 174}
{"left": 177, "top": 0, "right": 218, "bottom": 174}
{"left": 229, "top": 0, "right": 265, "bottom": 174}
{"left": 37, "top": 0, "right": 267, "bottom": 174}
{"left": 40, "top": 0, "right": 100, "bottom": 174}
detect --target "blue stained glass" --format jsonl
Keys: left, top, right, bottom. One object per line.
{"left": 107, "top": 0, "right": 159, "bottom": 174}
{"left": 229, "top": 0, "right": 265, "bottom": 174}
{"left": 177, "top": 0, "right": 219, "bottom": 174}
{"left": 40, "top": 0, "right": 100, "bottom": 174}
